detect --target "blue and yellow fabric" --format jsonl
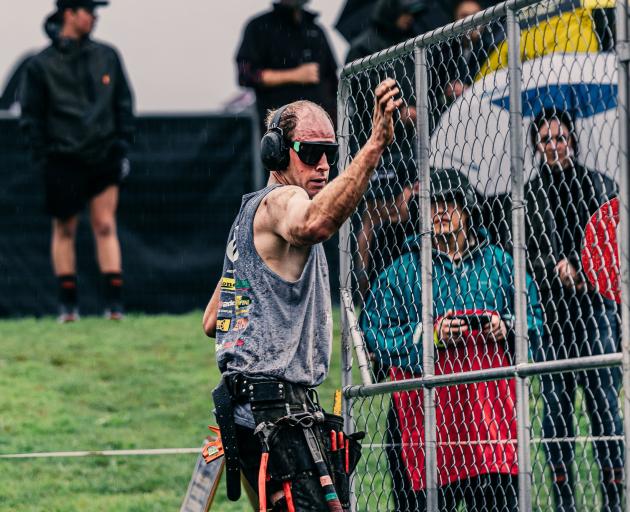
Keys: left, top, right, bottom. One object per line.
{"left": 476, "top": 0, "right": 612, "bottom": 79}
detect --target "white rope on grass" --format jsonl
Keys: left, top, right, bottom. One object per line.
{"left": 0, "top": 447, "right": 202, "bottom": 459}
{"left": 4, "top": 435, "right": 624, "bottom": 459}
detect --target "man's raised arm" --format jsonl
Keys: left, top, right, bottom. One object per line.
{"left": 269, "top": 79, "right": 403, "bottom": 247}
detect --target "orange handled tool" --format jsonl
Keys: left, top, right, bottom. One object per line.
{"left": 201, "top": 426, "right": 224, "bottom": 463}
{"left": 258, "top": 452, "right": 269, "bottom": 512}
{"left": 283, "top": 481, "right": 296, "bottom": 512}
{"left": 337, "top": 432, "right": 346, "bottom": 474}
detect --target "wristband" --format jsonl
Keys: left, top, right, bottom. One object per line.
{"left": 434, "top": 327, "right": 445, "bottom": 349}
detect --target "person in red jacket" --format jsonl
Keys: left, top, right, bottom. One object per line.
{"left": 362, "top": 169, "right": 543, "bottom": 511}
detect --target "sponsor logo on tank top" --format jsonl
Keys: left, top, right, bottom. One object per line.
{"left": 216, "top": 318, "right": 231, "bottom": 332}
{"left": 227, "top": 238, "right": 239, "bottom": 263}
{"left": 221, "top": 277, "right": 235, "bottom": 292}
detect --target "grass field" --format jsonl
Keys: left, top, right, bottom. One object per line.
{"left": 0, "top": 311, "right": 612, "bottom": 511}
{"left": 0, "top": 312, "right": 343, "bottom": 511}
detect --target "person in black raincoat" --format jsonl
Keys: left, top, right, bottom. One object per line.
{"left": 526, "top": 109, "right": 623, "bottom": 512}
{"left": 235, "top": 0, "right": 338, "bottom": 134}
{"left": 345, "top": 0, "right": 449, "bottom": 297}
{"left": 20, "top": 0, "right": 134, "bottom": 322}
{"left": 438, "top": 0, "right": 508, "bottom": 106}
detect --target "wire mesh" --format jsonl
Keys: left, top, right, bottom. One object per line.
{"left": 516, "top": 2, "right": 623, "bottom": 511}
{"left": 339, "top": 0, "right": 625, "bottom": 510}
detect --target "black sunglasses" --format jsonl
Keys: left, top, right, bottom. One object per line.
{"left": 291, "top": 141, "right": 339, "bottom": 166}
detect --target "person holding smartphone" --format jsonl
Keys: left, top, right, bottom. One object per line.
{"left": 361, "top": 168, "right": 543, "bottom": 511}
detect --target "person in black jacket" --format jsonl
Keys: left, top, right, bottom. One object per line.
{"left": 345, "top": 0, "right": 431, "bottom": 297}
{"left": 235, "top": 0, "right": 338, "bottom": 134}
{"left": 527, "top": 109, "right": 623, "bottom": 512}
{"left": 441, "top": 0, "right": 506, "bottom": 103}
{"left": 20, "top": 0, "right": 134, "bottom": 322}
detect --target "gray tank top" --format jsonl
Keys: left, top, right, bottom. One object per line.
{"left": 215, "top": 185, "right": 333, "bottom": 387}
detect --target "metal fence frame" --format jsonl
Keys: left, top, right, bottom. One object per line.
{"left": 337, "top": 0, "right": 630, "bottom": 510}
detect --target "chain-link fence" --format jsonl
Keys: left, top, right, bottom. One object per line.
{"left": 337, "top": 0, "right": 630, "bottom": 510}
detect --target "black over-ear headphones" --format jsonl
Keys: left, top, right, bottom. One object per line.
{"left": 260, "top": 104, "right": 291, "bottom": 171}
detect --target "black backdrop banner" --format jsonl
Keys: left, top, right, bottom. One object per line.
{"left": 0, "top": 115, "right": 339, "bottom": 318}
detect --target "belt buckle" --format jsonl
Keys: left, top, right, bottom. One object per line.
{"left": 228, "top": 374, "right": 249, "bottom": 399}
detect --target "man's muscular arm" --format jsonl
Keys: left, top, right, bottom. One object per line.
{"left": 269, "top": 79, "right": 402, "bottom": 247}
{"left": 203, "top": 280, "right": 222, "bottom": 338}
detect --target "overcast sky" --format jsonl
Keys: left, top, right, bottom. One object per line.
{"left": 0, "top": 0, "right": 350, "bottom": 113}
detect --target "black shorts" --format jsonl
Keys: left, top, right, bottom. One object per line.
{"left": 43, "top": 153, "right": 122, "bottom": 220}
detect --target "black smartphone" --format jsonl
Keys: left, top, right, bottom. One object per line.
{"left": 451, "top": 314, "right": 493, "bottom": 330}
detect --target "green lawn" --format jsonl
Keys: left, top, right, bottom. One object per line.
{"left": 0, "top": 312, "right": 611, "bottom": 511}
{"left": 0, "top": 312, "right": 341, "bottom": 511}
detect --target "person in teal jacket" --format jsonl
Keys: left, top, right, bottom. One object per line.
{"left": 360, "top": 168, "right": 543, "bottom": 511}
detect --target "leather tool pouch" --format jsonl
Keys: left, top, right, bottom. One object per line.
{"left": 249, "top": 381, "right": 318, "bottom": 481}
{"left": 232, "top": 376, "right": 365, "bottom": 508}
{"left": 320, "top": 413, "right": 365, "bottom": 508}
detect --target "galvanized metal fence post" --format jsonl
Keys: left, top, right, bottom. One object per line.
{"left": 415, "top": 43, "right": 438, "bottom": 511}
{"left": 336, "top": 78, "right": 359, "bottom": 512}
{"left": 506, "top": 4, "right": 532, "bottom": 511}
{"left": 615, "top": 0, "right": 630, "bottom": 509}
{"left": 337, "top": 78, "right": 354, "bottom": 429}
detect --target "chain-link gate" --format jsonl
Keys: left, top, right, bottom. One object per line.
{"left": 337, "top": 0, "right": 630, "bottom": 510}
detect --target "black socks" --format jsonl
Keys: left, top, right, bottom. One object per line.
{"left": 58, "top": 274, "right": 78, "bottom": 308}
{"left": 57, "top": 273, "right": 124, "bottom": 315}
{"left": 103, "top": 272, "right": 123, "bottom": 309}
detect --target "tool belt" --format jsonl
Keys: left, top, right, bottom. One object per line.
{"left": 212, "top": 374, "right": 364, "bottom": 510}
